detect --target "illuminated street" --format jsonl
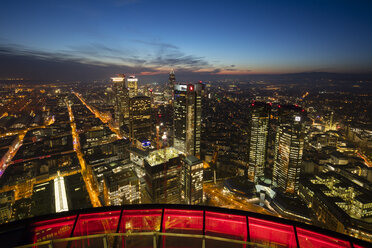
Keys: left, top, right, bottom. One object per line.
{"left": 203, "top": 181, "right": 278, "bottom": 216}
{"left": 73, "top": 91, "right": 124, "bottom": 139}
{"left": 0, "top": 116, "right": 55, "bottom": 177}
{"left": 0, "top": 131, "right": 26, "bottom": 178}
{"left": 66, "top": 101, "right": 102, "bottom": 208}
{"left": 0, "top": 2, "right": 372, "bottom": 243}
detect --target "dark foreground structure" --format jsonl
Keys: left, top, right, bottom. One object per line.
{"left": 0, "top": 204, "right": 370, "bottom": 248}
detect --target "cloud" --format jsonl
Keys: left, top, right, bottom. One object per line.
{"left": 0, "top": 42, "right": 255, "bottom": 82}
{"left": 131, "top": 40, "right": 179, "bottom": 50}
{"left": 0, "top": 44, "right": 157, "bottom": 81}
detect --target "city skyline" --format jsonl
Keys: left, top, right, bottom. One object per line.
{"left": 1, "top": 1, "right": 372, "bottom": 247}
{"left": 1, "top": 0, "right": 372, "bottom": 81}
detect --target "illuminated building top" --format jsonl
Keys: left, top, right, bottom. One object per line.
{"left": 145, "top": 147, "right": 181, "bottom": 167}
{"left": 111, "top": 74, "right": 125, "bottom": 82}
{"left": 127, "top": 76, "right": 138, "bottom": 82}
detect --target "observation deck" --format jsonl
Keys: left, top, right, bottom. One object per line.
{"left": 0, "top": 204, "right": 369, "bottom": 248}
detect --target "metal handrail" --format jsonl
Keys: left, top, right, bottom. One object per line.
{"left": 16, "top": 231, "right": 271, "bottom": 248}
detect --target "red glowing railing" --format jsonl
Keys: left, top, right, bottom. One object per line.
{"left": 30, "top": 215, "right": 77, "bottom": 243}
{"left": 73, "top": 211, "right": 121, "bottom": 236}
{"left": 249, "top": 217, "right": 297, "bottom": 248}
{"left": 24, "top": 206, "right": 369, "bottom": 248}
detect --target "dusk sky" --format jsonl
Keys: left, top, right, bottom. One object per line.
{"left": 1, "top": 0, "right": 372, "bottom": 81}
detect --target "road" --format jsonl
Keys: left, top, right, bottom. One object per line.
{"left": 72, "top": 91, "right": 124, "bottom": 139}
{"left": 0, "top": 131, "right": 26, "bottom": 178}
{"left": 0, "top": 116, "right": 55, "bottom": 177}
{"left": 67, "top": 101, "right": 102, "bottom": 207}
{"left": 357, "top": 152, "right": 372, "bottom": 167}
{"left": 203, "top": 181, "right": 278, "bottom": 216}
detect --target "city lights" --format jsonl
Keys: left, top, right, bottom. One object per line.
{"left": 0, "top": 1, "right": 371, "bottom": 246}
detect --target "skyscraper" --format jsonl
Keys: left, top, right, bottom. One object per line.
{"left": 129, "top": 96, "right": 152, "bottom": 140}
{"left": 144, "top": 147, "right": 182, "bottom": 204}
{"left": 173, "top": 83, "right": 202, "bottom": 157}
{"left": 272, "top": 105, "right": 306, "bottom": 195}
{"left": 181, "top": 155, "right": 203, "bottom": 205}
{"left": 247, "top": 102, "right": 270, "bottom": 182}
{"left": 165, "top": 69, "right": 176, "bottom": 101}
{"left": 169, "top": 69, "right": 176, "bottom": 87}
{"left": 127, "top": 75, "right": 138, "bottom": 98}
{"left": 111, "top": 74, "right": 129, "bottom": 126}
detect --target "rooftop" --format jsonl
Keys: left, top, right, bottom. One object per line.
{"left": 145, "top": 147, "right": 181, "bottom": 167}
{"left": 184, "top": 155, "right": 201, "bottom": 165}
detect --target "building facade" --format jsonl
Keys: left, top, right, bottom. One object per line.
{"left": 111, "top": 74, "right": 129, "bottom": 126}
{"left": 273, "top": 106, "right": 305, "bottom": 195}
{"left": 181, "top": 156, "right": 203, "bottom": 205}
{"left": 103, "top": 169, "right": 141, "bottom": 206}
{"left": 173, "top": 83, "right": 202, "bottom": 157}
{"left": 144, "top": 147, "right": 182, "bottom": 204}
{"left": 247, "top": 102, "right": 270, "bottom": 182}
{"left": 129, "top": 96, "right": 152, "bottom": 140}
{"left": 127, "top": 76, "right": 138, "bottom": 98}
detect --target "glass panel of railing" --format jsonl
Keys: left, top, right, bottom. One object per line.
{"left": 162, "top": 209, "right": 204, "bottom": 247}
{"left": 119, "top": 209, "right": 162, "bottom": 233}
{"left": 205, "top": 211, "right": 247, "bottom": 248}
{"left": 248, "top": 217, "right": 297, "bottom": 248}
{"left": 73, "top": 211, "right": 121, "bottom": 236}
{"left": 296, "top": 228, "right": 351, "bottom": 248}
{"left": 30, "top": 215, "right": 77, "bottom": 243}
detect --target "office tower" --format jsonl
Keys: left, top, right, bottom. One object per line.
{"left": 169, "top": 69, "right": 176, "bottom": 86}
{"left": 273, "top": 105, "right": 306, "bottom": 195}
{"left": 144, "top": 147, "right": 182, "bottom": 203}
{"left": 164, "top": 69, "right": 176, "bottom": 101}
{"left": 111, "top": 74, "right": 129, "bottom": 126}
{"left": 127, "top": 75, "right": 138, "bottom": 98}
{"left": 173, "top": 83, "right": 202, "bottom": 157}
{"left": 129, "top": 96, "right": 152, "bottom": 140}
{"left": 181, "top": 155, "right": 203, "bottom": 205}
{"left": 247, "top": 102, "right": 270, "bottom": 182}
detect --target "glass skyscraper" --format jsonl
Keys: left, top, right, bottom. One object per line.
{"left": 247, "top": 102, "right": 270, "bottom": 182}
{"left": 111, "top": 74, "right": 129, "bottom": 126}
{"left": 173, "top": 83, "right": 202, "bottom": 157}
{"left": 272, "top": 105, "right": 306, "bottom": 195}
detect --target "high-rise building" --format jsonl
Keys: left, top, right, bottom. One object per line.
{"left": 144, "top": 147, "right": 182, "bottom": 204}
{"left": 164, "top": 69, "right": 176, "bottom": 101}
{"left": 173, "top": 83, "right": 202, "bottom": 157}
{"left": 129, "top": 96, "right": 152, "bottom": 140}
{"left": 272, "top": 105, "right": 306, "bottom": 195}
{"left": 181, "top": 155, "right": 203, "bottom": 205}
{"left": 247, "top": 102, "right": 270, "bottom": 182}
{"left": 127, "top": 75, "right": 138, "bottom": 98}
{"left": 111, "top": 74, "right": 129, "bottom": 126}
{"left": 169, "top": 69, "right": 176, "bottom": 86}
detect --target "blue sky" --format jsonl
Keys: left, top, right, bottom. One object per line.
{"left": 0, "top": 0, "right": 372, "bottom": 80}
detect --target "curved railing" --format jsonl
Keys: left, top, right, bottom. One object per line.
{"left": 0, "top": 204, "right": 370, "bottom": 248}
